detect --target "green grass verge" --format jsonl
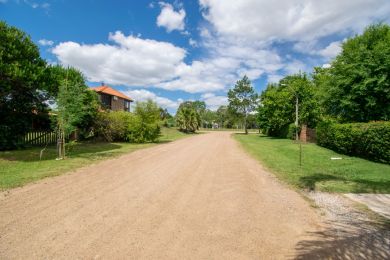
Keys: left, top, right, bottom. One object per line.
{"left": 0, "top": 128, "right": 192, "bottom": 190}
{"left": 234, "top": 134, "right": 390, "bottom": 193}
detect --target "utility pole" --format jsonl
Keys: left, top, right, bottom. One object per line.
{"left": 295, "top": 94, "right": 299, "bottom": 141}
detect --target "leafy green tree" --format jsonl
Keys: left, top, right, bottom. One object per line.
{"left": 176, "top": 101, "right": 200, "bottom": 132}
{"left": 201, "top": 109, "right": 217, "bottom": 128}
{"left": 325, "top": 23, "right": 390, "bottom": 122}
{"left": 128, "top": 100, "right": 161, "bottom": 143}
{"left": 228, "top": 76, "right": 258, "bottom": 134}
{"left": 258, "top": 73, "right": 320, "bottom": 137}
{"left": 0, "top": 21, "right": 49, "bottom": 149}
{"left": 55, "top": 66, "right": 99, "bottom": 157}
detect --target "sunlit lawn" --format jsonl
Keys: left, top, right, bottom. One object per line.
{"left": 0, "top": 128, "right": 192, "bottom": 190}
{"left": 235, "top": 134, "right": 390, "bottom": 193}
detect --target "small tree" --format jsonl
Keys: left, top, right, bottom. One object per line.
{"left": 176, "top": 101, "right": 200, "bottom": 132}
{"left": 228, "top": 76, "right": 258, "bottom": 134}
{"left": 128, "top": 100, "right": 161, "bottom": 143}
{"left": 55, "top": 66, "right": 99, "bottom": 158}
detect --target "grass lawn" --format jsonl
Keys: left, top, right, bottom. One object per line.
{"left": 0, "top": 127, "right": 192, "bottom": 190}
{"left": 235, "top": 134, "right": 390, "bottom": 193}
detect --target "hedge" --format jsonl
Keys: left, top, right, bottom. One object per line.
{"left": 316, "top": 121, "right": 390, "bottom": 164}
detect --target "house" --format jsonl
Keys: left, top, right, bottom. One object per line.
{"left": 91, "top": 84, "right": 133, "bottom": 112}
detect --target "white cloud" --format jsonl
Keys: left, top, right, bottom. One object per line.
{"left": 267, "top": 74, "right": 284, "bottom": 84}
{"left": 293, "top": 39, "right": 342, "bottom": 59}
{"left": 157, "top": 2, "right": 186, "bottom": 32}
{"left": 38, "top": 39, "right": 54, "bottom": 46}
{"left": 52, "top": 31, "right": 186, "bottom": 86}
{"left": 201, "top": 93, "right": 228, "bottom": 110}
{"left": 318, "top": 41, "right": 342, "bottom": 59}
{"left": 188, "top": 38, "right": 197, "bottom": 47}
{"left": 23, "top": 0, "right": 50, "bottom": 10}
{"left": 123, "top": 89, "right": 182, "bottom": 109}
{"left": 284, "top": 59, "right": 309, "bottom": 75}
{"left": 199, "top": 0, "right": 390, "bottom": 42}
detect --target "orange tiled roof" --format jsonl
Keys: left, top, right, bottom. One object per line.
{"left": 91, "top": 85, "right": 133, "bottom": 101}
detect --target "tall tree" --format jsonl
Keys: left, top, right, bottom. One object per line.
{"left": 325, "top": 23, "right": 390, "bottom": 122}
{"left": 227, "top": 76, "right": 258, "bottom": 134}
{"left": 0, "top": 21, "right": 49, "bottom": 149}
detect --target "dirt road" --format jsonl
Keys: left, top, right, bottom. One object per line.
{"left": 0, "top": 132, "right": 322, "bottom": 259}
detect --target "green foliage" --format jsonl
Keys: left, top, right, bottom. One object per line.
{"left": 287, "top": 123, "right": 300, "bottom": 140}
{"left": 317, "top": 121, "right": 390, "bottom": 164}
{"left": 55, "top": 66, "right": 99, "bottom": 137}
{"left": 176, "top": 101, "right": 201, "bottom": 132}
{"left": 228, "top": 75, "right": 258, "bottom": 134}
{"left": 0, "top": 21, "right": 49, "bottom": 150}
{"left": 258, "top": 73, "right": 320, "bottom": 137}
{"left": 127, "top": 100, "right": 161, "bottom": 143}
{"left": 94, "top": 100, "right": 161, "bottom": 143}
{"left": 323, "top": 23, "right": 390, "bottom": 122}
{"left": 94, "top": 111, "right": 133, "bottom": 142}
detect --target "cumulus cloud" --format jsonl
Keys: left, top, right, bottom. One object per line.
{"left": 38, "top": 39, "right": 54, "bottom": 46}
{"left": 318, "top": 41, "right": 342, "bottom": 59}
{"left": 123, "top": 89, "right": 183, "bottom": 109}
{"left": 52, "top": 0, "right": 388, "bottom": 98}
{"left": 199, "top": 0, "right": 390, "bottom": 42}
{"left": 201, "top": 93, "right": 228, "bottom": 110}
{"left": 157, "top": 2, "right": 186, "bottom": 32}
{"left": 52, "top": 31, "right": 186, "bottom": 86}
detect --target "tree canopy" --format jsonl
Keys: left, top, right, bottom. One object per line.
{"left": 0, "top": 21, "right": 49, "bottom": 149}
{"left": 258, "top": 73, "right": 320, "bottom": 137}
{"left": 323, "top": 23, "right": 390, "bottom": 122}
{"left": 228, "top": 76, "right": 258, "bottom": 134}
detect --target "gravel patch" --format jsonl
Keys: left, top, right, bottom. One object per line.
{"left": 294, "top": 191, "right": 390, "bottom": 259}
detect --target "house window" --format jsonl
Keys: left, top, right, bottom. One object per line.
{"left": 113, "top": 96, "right": 118, "bottom": 101}
{"left": 100, "top": 93, "right": 111, "bottom": 109}
{"left": 124, "top": 101, "right": 130, "bottom": 112}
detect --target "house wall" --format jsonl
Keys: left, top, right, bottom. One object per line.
{"left": 111, "top": 96, "right": 125, "bottom": 111}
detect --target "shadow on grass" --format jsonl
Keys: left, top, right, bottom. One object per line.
{"left": 293, "top": 219, "right": 390, "bottom": 259}
{"left": 0, "top": 142, "right": 123, "bottom": 162}
{"left": 299, "top": 174, "right": 390, "bottom": 193}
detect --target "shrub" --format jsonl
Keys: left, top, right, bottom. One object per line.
{"left": 127, "top": 116, "right": 160, "bottom": 143}
{"left": 127, "top": 100, "right": 161, "bottom": 143}
{"left": 94, "top": 111, "right": 133, "bottom": 142}
{"left": 317, "top": 121, "right": 390, "bottom": 164}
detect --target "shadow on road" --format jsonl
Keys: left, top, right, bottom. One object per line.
{"left": 294, "top": 219, "right": 390, "bottom": 259}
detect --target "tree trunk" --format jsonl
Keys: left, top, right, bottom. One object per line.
{"left": 244, "top": 113, "right": 248, "bottom": 134}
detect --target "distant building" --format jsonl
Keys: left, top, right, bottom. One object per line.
{"left": 91, "top": 84, "right": 133, "bottom": 112}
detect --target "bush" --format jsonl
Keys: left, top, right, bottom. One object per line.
{"left": 127, "top": 117, "right": 160, "bottom": 143}
{"left": 317, "top": 121, "right": 390, "bottom": 164}
{"left": 128, "top": 100, "right": 161, "bottom": 143}
{"left": 94, "top": 111, "right": 133, "bottom": 142}
{"left": 94, "top": 100, "right": 162, "bottom": 143}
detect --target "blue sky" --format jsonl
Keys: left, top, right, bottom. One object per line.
{"left": 2, "top": 0, "right": 390, "bottom": 113}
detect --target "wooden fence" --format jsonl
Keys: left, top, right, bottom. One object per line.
{"left": 22, "top": 131, "right": 59, "bottom": 146}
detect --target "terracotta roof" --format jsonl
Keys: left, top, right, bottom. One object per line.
{"left": 91, "top": 85, "right": 133, "bottom": 101}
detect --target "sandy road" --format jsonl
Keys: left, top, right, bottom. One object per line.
{"left": 0, "top": 132, "right": 322, "bottom": 259}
